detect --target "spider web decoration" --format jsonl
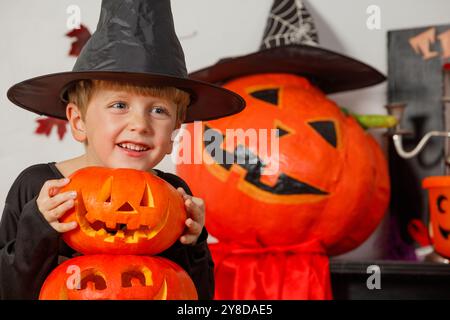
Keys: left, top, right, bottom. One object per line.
{"left": 260, "top": 0, "right": 319, "bottom": 50}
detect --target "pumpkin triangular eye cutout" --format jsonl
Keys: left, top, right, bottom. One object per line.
{"left": 122, "top": 267, "right": 153, "bottom": 287}
{"left": 80, "top": 269, "right": 107, "bottom": 290}
{"left": 308, "top": 121, "right": 337, "bottom": 148}
{"left": 77, "top": 190, "right": 87, "bottom": 215}
{"left": 140, "top": 183, "right": 155, "bottom": 208}
{"left": 121, "top": 271, "right": 147, "bottom": 287}
{"left": 98, "top": 176, "right": 113, "bottom": 202}
{"left": 250, "top": 88, "right": 279, "bottom": 105}
{"left": 276, "top": 126, "right": 290, "bottom": 138}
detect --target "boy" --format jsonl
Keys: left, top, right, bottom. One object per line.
{"left": 0, "top": 0, "right": 244, "bottom": 299}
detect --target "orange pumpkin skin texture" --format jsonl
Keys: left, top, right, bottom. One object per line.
{"left": 59, "top": 167, "right": 187, "bottom": 255}
{"left": 39, "top": 255, "right": 198, "bottom": 300}
{"left": 176, "top": 73, "right": 390, "bottom": 255}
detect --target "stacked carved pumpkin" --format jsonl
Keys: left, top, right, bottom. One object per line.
{"left": 39, "top": 167, "right": 197, "bottom": 300}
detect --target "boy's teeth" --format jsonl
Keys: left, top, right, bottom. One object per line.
{"left": 119, "top": 143, "right": 149, "bottom": 151}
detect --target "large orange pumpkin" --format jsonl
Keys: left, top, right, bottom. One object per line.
{"left": 59, "top": 167, "right": 186, "bottom": 255}
{"left": 39, "top": 255, "right": 197, "bottom": 300}
{"left": 176, "top": 73, "right": 390, "bottom": 255}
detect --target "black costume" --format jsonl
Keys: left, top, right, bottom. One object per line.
{"left": 0, "top": 163, "right": 214, "bottom": 299}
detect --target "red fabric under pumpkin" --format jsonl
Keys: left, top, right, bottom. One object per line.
{"left": 209, "top": 239, "right": 332, "bottom": 300}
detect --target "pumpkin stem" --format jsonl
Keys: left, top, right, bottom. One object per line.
{"left": 340, "top": 107, "right": 398, "bottom": 130}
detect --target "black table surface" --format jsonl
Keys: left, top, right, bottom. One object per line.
{"left": 330, "top": 259, "right": 450, "bottom": 300}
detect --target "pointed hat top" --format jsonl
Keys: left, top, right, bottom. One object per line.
{"left": 260, "top": 0, "right": 319, "bottom": 49}
{"left": 7, "top": 0, "right": 245, "bottom": 122}
{"left": 190, "top": 0, "right": 385, "bottom": 94}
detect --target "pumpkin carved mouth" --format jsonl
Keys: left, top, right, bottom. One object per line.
{"left": 76, "top": 212, "right": 169, "bottom": 243}
{"left": 439, "top": 226, "right": 450, "bottom": 240}
{"left": 204, "top": 125, "right": 328, "bottom": 196}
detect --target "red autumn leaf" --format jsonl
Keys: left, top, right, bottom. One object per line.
{"left": 66, "top": 24, "right": 92, "bottom": 57}
{"left": 35, "top": 117, "right": 68, "bottom": 140}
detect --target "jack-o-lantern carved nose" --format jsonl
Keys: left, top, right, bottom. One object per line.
{"left": 117, "top": 202, "right": 135, "bottom": 212}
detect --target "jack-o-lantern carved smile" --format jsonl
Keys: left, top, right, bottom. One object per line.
{"left": 59, "top": 167, "right": 187, "bottom": 255}
{"left": 203, "top": 122, "right": 329, "bottom": 197}
{"left": 39, "top": 255, "right": 198, "bottom": 300}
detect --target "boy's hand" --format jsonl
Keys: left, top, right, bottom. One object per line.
{"left": 36, "top": 178, "right": 78, "bottom": 233}
{"left": 177, "top": 187, "right": 205, "bottom": 246}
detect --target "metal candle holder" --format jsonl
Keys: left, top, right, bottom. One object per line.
{"left": 386, "top": 67, "right": 450, "bottom": 173}
{"left": 386, "top": 102, "right": 450, "bottom": 159}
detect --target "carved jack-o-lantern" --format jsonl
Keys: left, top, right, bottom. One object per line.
{"left": 59, "top": 167, "right": 187, "bottom": 255}
{"left": 423, "top": 176, "right": 450, "bottom": 258}
{"left": 39, "top": 255, "right": 198, "bottom": 300}
{"left": 177, "top": 73, "right": 390, "bottom": 255}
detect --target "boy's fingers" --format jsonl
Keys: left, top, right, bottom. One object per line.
{"left": 185, "top": 198, "right": 204, "bottom": 224}
{"left": 185, "top": 218, "right": 202, "bottom": 235}
{"left": 180, "top": 234, "right": 197, "bottom": 245}
{"left": 52, "top": 221, "right": 78, "bottom": 233}
{"left": 46, "top": 191, "right": 77, "bottom": 210}
{"left": 48, "top": 199, "right": 75, "bottom": 221}
{"left": 191, "top": 197, "right": 204, "bottom": 210}
{"left": 177, "top": 187, "right": 191, "bottom": 200}
{"left": 41, "top": 178, "right": 70, "bottom": 197}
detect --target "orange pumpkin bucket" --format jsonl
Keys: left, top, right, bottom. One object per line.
{"left": 422, "top": 176, "right": 450, "bottom": 258}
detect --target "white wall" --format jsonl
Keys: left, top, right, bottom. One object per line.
{"left": 1, "top": 0, "right": 449, "bottom": 258}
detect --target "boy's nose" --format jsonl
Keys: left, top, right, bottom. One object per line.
{"left": 128, "top": 113, "right": 152, "bottom": 134}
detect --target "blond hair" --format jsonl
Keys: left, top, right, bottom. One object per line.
{"left": 66, "top": 80, "right": 190, "bottom": 126}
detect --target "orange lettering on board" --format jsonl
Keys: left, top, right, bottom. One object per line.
{"left": 438, "top": 29, "right": 450, "bottom": 59}
{"left": 409, "top": 28, "right": 439, "bottom": 60}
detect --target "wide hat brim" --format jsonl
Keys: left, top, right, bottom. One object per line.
{"left": 7, "top": 71, "right": 245, "bottom": 123}
{"left": 189, "top": 44, "right": 386, "bottom": 94}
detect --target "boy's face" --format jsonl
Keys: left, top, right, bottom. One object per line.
{"left": 72, "top": 87, "right": 179, "bottom": 171}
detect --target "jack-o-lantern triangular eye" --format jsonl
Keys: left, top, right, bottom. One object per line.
{"left": 308, "top": 121, "right": 337, "bottom": 148}
{"left": 79, "top": 269, "right": 107, "bottom": 290}
{"left": 250, "top": 88, "right": 279, "bottom": 105}
{"left": 98, "top": 176, "right": 113, "bottom": 202}
{"left": 437, "top": 195, "right": 447, "bottom": 214}
{"left": 140, "top": 183, "right": 155, "bottom": 207}
{"left": 121, "top": 267, "right": 153, "bottom": 287}
{"left": 276, "top": 126, "right": 290, "bottom": 137}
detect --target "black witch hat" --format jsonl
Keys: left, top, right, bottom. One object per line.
{"left": 189, "top": 0, "right": 385, "bottom": 93}
{"left": 7, "top": 0, "right": 245, "bottom": 123}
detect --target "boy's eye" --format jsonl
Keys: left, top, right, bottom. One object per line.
{"left": 151, "top": 106, "right": 170, "bottom": 117}
{"left": 111, "top": 102, "right": 127, "bottom": 109}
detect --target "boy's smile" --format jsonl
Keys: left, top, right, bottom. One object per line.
{"left": 70, "top": 87, "right": 179, "bottom": 172}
